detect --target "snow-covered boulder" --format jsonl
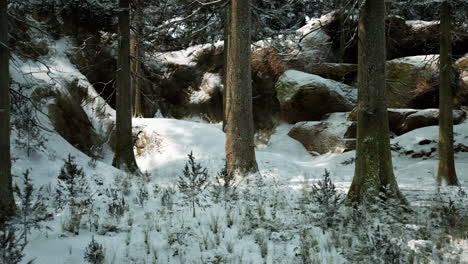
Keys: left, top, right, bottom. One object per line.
{"left": 397, "top": 109, "right": 465, "bottom": 135}
{"left": 185, "top": 72, "right": 224, "bottom": 122}
{"left": 455, "top": 54, "right": 468, "bottom": 102}
{"left": 348, "top": 108, "right": 465, "bottom": 135}
{"left": 302, "top": 56, "right": 468, "bottom": 109}
{"left": 288, "top": 113, "right": 355, "bottom": 154}
{"left": 386, "top": 55, "right": 440, "bottom": 108}
{"left": 302, "top": 63, "right": 357, "bottom": 85}
{"left": 296, "top": 13, "right": 333, "bottom": 63}
{"left": 391, "top": 121, "right": 468, "bottom": 158}
{"left": 275, "top": 70, "right": 357, "bottom": 123}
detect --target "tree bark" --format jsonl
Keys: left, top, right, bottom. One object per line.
{"left": 131, "top": 0, "right": 143, "bottom": 118}
{"left": 222, "top": 3, "right": 230, "bottom": 132}
{"left": 225, "top": 0, "right": 258, "bottom": 178}
{"left": 437, "top": 1, "right": 459, "bottom": 186}
{"left": 338, "top": 0, "right": 346, "bottom": 63}
{"left": 113, "top": 0, "right": 139, "bottom": 173}
{"left": 0, "top": 0, "right": 15, "bottom": 217}
{"left": 346, "top": 0, "right": 406, "bottom": 204}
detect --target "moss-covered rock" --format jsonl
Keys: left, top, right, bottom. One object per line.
{"left": 386, "top": 56, "right": 440, "bottom": 108}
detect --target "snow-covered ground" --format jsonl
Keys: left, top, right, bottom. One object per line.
{"left": 8, "top": 38, "right": 468, "bottom": 264}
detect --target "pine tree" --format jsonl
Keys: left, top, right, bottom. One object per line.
{"left": 437, "top": 1, "right": 459, "bottom": 186}
{"left": 177, "top": 152, "right": 209, "bottom": 217}
{"left": 131, "top": 0, "right": 144, "bottom": 118}
{"left": 225, "top": 0, "right": 259, "bottom": 178}
{"left": 346, "top": 0, "right": 406, "bottom": 205}
{"left": 113, "top": 0, "right": 140, "bottom": 173}
{"left": 0, "top": 0, "right": 16, "bottom": 217}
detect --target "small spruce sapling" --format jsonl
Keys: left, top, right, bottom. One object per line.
{"left": 177, "top": 151, "right": 209, "bottom": 217}
{"left": 55, "top": 154, "right": 91, "bottom": 210}
{"left": 105, "top": 188, "right": 129, "bottom": 219}
{"left": 84, "top": 236, "right": 105, "bottom": 264}
{"left": 14, "top": 170, "right": 48, "bottom": 244}
{"left": 55, "top": 154, "right": 91, "bottom": 235}
{"left": 212, "top": 162, "right": 238, "bottom": 202}
{"left": 310, "top": 170, "right": 342, "bottom": 227}
{"left": 0, "top": 220, "right": 26, "bottom": 264}
{"left": 10, "top": 84, "right": 48, "bottom": 157}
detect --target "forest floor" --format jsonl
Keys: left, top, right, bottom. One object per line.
{"left": 8, "top": 37, "right": 468, "bottom": 264}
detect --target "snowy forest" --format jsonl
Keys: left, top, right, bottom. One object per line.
{"left": 1, "top": 0, "right": 468, "bottom": 263}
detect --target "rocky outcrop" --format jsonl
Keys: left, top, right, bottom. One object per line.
{"left": 348, "top": 108, "right": 465, "bottom": 135}
{"left": 275, "top": 70, "right": 357, "bottom": 123}
{"left": 295, "top": 14, "right": 333, "bottom": 63}
{"left": 302, "top": 63, "right": 357, "bottom": 86}
{"left": 323, "top": 16, "right": 468, "bottom": 63}
{"left": 455, "top": 54, "right": 468, "bottom": 105}
{"left": 299, "top": 56, "right": 468, "bottom": 109}
{"left": 48, "top": 82, "right": 98, "bottom": 155}
{"left": 152, "top": 46, "right": 285, "bottom": 130}
{"left": 386, "top": 55, "right": 440, "bottom": 108}
{"left": 288, "top": 113, "right": 356, "bottom": 154}
{"left": 67, "top": 32, "right": 118, "bottom": 108}
{"left": 397, "top": 109, "right": 465, "bottom": 134}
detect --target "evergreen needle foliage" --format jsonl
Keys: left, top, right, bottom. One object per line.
{"left": 212, "top": 162, "right": 238, "bottom": 202}
{"left": 14, "top": 170, "right": 48, "bottom": 244}
{"left": 310, "top": 170, "right": 342, "bottom": 228}
{"left": 55, "top": 154, "right": 91, "bottom": 211}
{"left": 84, "top": 236, "right": 105, "bottom": 264}
{"left": 0, "top": 220, "right": 26, "bottom": 264}
{"left": 177, "top": 151, "right": 209, "bottom": 217}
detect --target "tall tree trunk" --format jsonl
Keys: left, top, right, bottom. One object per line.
{"left": 338, "top": 0, "right": 346, "bottom": 63}
{"left": 131, "top": 0, "right": 143, "bottom": 118}
{"left": 437, "top": 1, "right": 459, "bottom": 186}
{"left": 225, "top": 0, "right": 258, "bottom": 178}
{"left": 346, "top": 0, "right": 406, "bottom": 204}
{"left": 113, "top": 0, "right": 139, "bottom": 173}
{"left": 222, "top": 4, "right": 230, "bottom": 132}
{"left": 0, "top": 0, "right": 15, "bottom": 217}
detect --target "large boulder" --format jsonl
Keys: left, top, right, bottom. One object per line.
{"left": 288, "top": 113, "right": 356, "bottom": 154}
{"left": 302, "top": 63, "right": 357, "bottom": 85}
{"left": 295, "top": 13, "right": 334, "bottom": 63}
{"left": 48, "top": 83, "right": 98, "bottom": 155}
{"left": 348, "top": 108, "right": 465, "bottom": 135}
{"left": 67, "top": 32, "right": 117, "bottom": 108}
{"left": 185, "top": 72, "right": 223, "bottom": 123}
{"left": 155, "top": 45, "right": 284, "bottom": 131}
{"left": 301, "top": 56, "right": 468, "bottom": 109}
{"left": 455, "top": 54, "right": 468, "bottom": 105}
{"left": 275, "top": 70, "right": 357, "bottom": 123}
{"left": 323, "top": 16, "right": 468, "bottom": 63}
{"left": 251, "top": 48, "right": 287, "bottom": 130}
{"left": 386, "top": 55, "right": 440, "bottom": 108}
{"left": 397, "top": 109, "right": 465, "bottom": 135}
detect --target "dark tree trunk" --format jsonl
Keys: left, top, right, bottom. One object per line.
{"left": 225, "top": 0, "right": 259, "bottom": 178}
{"left": 0, "top": 0, "right": 15, "bottom": 217}
{"left": 113, "top": 0, "right": 139, "bottom": 173}
{"left": 437, "top": 1, "right": 459, "bottom": 186}
{"left": 346, "top": 0, "right": 406, "bottom": 204}
{"left": 131, "top": 0, "right": 143, "bottom": 118}
{"left": 222, "top": 4, "right": 230, "bottom": 132}
{"left": 338, "top": 0, "right": 346, "bottom": 63}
